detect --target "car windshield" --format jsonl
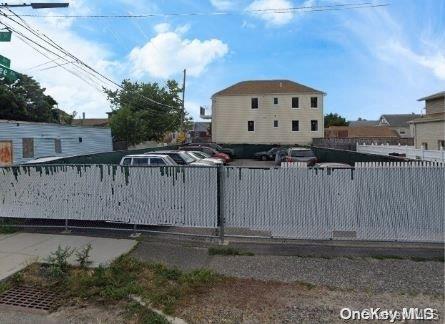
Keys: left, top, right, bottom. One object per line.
{"left": 290, "top": 150, "right": 314, "bottom": 157}
{"left": 180, "top": 152, "right": 195, "bottom": 163}
{"left": 268, "top": 147, "right": 279, "bottom": 154}
{"left": 193, "top": 151, "right": 208, "bottom": 159}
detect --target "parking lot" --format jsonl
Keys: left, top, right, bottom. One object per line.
{"left": 229, "top": 159, "right": 276, "bottom": 167}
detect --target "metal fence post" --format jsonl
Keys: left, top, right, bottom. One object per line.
{"left": 217, "top": 165, "right": 225, "bottom": 244}
{"left": 62, "top": 219, "right": 71, "bottom": 234}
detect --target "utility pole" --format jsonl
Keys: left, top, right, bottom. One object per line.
{"left": 181, "top": 68, "right": 186, "bottom": 131}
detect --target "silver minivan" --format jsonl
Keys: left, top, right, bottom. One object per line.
{"left": 119, "top": 154, "right": 177, "bottom": 167}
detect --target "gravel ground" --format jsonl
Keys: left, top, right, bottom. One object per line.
{"left": 131, "top": 241, "right": 444, "bottom": 295}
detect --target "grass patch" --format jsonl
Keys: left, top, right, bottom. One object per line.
{"left": 371, "top": 255, "right": 444, "bottom": 262}
{"left": 295, "top": 281, "right": 316, "bottom": 290}
{"left": 12, "top": 253, "right": 221, "bottom": 317}
{"left": 0, "top": 224, "right": 17, "bottom": 234}
{"left": 208, "top": 246, "right": 254, "bottom": 256}
{"left": 125, "top": 302, "right": 169, "bottom": 324}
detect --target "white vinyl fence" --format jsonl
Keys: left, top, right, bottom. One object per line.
{"left": 357, "top": 143, "right": 445, "bottom": 162}
{"left": 0, "top": 165, "right": 218, "bottom": 228}
{"left": 0, "top": 163, "right": 444, "bottom": 242}
{"left": 222, "top": 164, "right": 444, "bottom": 242}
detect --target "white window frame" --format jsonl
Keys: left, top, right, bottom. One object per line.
{"left": 291, "top": 97, "right": 300, "bottom": 109}
{"left": 310, "top": 97, "right": 318, "bottom": 109}
{"left": 291, "top": 120, "right": 300, "bottom": 132}
{"left": 247, "top": 120, "right": 255, "bottom": 132}
{"left": 310, "top": 120, "right": 319, "bottom": 132}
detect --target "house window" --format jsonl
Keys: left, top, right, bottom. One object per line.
{"left": 248, "top": 120, "right": 255, "bottom": 132}
{"left": 251, "top": 98, "right": 258, "bottom": 109}
{"left": 274, "top": 120, "right": 278, "bottom": 128}
{"left": 22, "top": 138, "right": 34, "bottom": 158}
{"left": 399, "top": 130, "right": 406, "bottom": 135}
{"left": 438, "top": 140, "right": 445, "bottom": 150}
{"left": 292, "top": 97, "right": 299, "bottom": 108}
{"left": 311, "top": 97, "right": 318, "bottom": 108}
{"left": 311, "top": 120, "right": 318, "bottom": 132}
{"left": 422, "top": 142, "right": 428, "bottom": 150}
{"left": 54, "top": 139, "right": 62, "bottom": 153}
{"left": 274, "top": 97, "right": 278, "bottom": 105}
{"left": 79, "top": 137, "right": 83, "bottom": 143}
{"left": 292, "top": 120, "right": 299, "bottom": 132}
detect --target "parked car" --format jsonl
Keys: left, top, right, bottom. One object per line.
{"left": 119, "top": 154, "right": 177, "bottom": 166}
{"left": 254, "top": 147, "right": 282, "bottom": 161}
{"left": 184, "top": 142, "right": 234, "bottom": 158}
{"left": 313, "top": 162, "right": 353, "bottom": 169}
{"left": 186, "top": 151, "right": 224, "bottom": 165}
{"left": 283, "top": 148, "right": 317, "bottom": 166}
{"left": 182, "top": 151, "right": 215, "bottom": 166}
{"left": 150, "top": 150, "right": 209, "bottom": 166}
{"left": 180, "top": 146, "right": 231, "bottom": 164}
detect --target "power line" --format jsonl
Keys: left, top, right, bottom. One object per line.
{"left": 0, "top": 2, "right": 389, "bottom": 18}
{"left": 0, "top": 9, "right": 179, "bottom": 109}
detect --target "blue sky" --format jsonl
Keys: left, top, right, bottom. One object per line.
{"left": 1, "top": 0, "right": 444, "bottom": 121}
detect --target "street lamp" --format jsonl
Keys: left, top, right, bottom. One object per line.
{"left": 0, "top": 3, "right": 69, "bottom": 9}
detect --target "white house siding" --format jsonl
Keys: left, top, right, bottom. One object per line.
{"left": 0, "top": 120, "right": 113, "bottom": 165}
{"left": 412, "top": 121, "right": 445, "bottom": 150}
{"left": 425, "top": 98, "right": 445, "bottom": 115}
{"left": 212, "top": 94, "right": 324, "bottom": 144}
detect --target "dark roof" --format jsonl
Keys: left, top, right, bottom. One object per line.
{"left": 325, "top": 126, "right": 399, "bottom": 138}
{"left": 379, "top": 114, "right": 421, "bottom": 127}
{"left": 212, "top": 80, "right": 325, "bottom": 97}
{"left": 417, "top": 91, "right": 445, "bottom": 101}
{"left": 348, "top": 120, "right": 378, "bottom": 127}
{"left": 72, "top": 118, "right": 109, "bottom": 127}
{"left": 409, "top": 112, "right": 445, "bottom": 124}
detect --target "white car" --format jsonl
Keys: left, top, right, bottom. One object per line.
{"left": 119, "top": 154, "right": 177, "bottom": 166}
{"left": 187, "top": 151, "right": 224, "bottom": 166}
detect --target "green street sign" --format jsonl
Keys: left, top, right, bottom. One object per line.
{"left": 0, "top": 55, "right": 11, "bottom": 68}
{"left": 0, "top": 65, "right": 19, "bottom": 82}
{"left": 0, "top": 31, "right": 12, "bottom": 42}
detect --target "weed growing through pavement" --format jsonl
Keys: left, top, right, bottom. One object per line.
{"left": 75, "top": 243, "right": 93, "bottom": 268}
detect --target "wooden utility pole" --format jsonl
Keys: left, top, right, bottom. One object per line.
{"left": 181, "top": 69, "right": 186, "bottom": 131}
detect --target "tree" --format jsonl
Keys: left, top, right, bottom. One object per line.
{"left": 324, "top": 113, "right": 349, "bottom": 128}
{"left": 105, "top": 79, "right": 191, "bottom": 145}
{"left": 0, "top": 73, "right": 72, "bottom": 123}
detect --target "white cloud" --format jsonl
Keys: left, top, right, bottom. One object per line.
{"left": 210, "top": 0, "right": 236, "bottom": 10}
{"left": 0, "top": 3, "right": 119, "bottom": 118}
{"left": 246, "top": 0, "right": 294, "bottom": 26}
{"left": 154, "top": 23, "right": 171, "bottom": 34}
{"left": 129, "top": 28, "right": 229, "bottom": 79}
{"left": 245, "top": 0, "right": 317, "bottom": 27}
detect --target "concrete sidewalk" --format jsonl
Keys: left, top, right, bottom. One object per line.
{"left": 0, "top": 233, "right": 137, "bottom": 280}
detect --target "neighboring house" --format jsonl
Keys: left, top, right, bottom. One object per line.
{"left": 377, "top": 114, "right": 420, "bottom": 137}
{"left": 409, "top": 91, "right": 445, "bottom": 150}
{"left": 348, "top": 119, "right": 378, "bottom": 127}
{"left": 325, "top": 126, "right": 399, "bottom": 139}
{"left": 189, "top": 122, "right": 211, "bottom": 143}
{"left": 211, "top": 80, "right": 325, "bottom": 145}
{"left": 71, "top": 118, "right": 109, "bottom": 127}
{"left": 0, "top": 120, "right": 113, "bottom": 166}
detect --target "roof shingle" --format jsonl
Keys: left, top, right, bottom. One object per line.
{"left": 212, "top": 80, "right": 325, "bottom": 97}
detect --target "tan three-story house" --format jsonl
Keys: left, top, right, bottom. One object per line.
{"left": 211, "top": 80, "right": 325, "bottom": 145}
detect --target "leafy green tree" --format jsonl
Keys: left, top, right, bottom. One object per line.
{"left": 324, "top": 113, "right": 349, "bottom": 128}
{"left": 105, "top": 79, "right": 191, "bottom": 145}
{"left": 0, "top": 73, "right": 72, "bottom": 123}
